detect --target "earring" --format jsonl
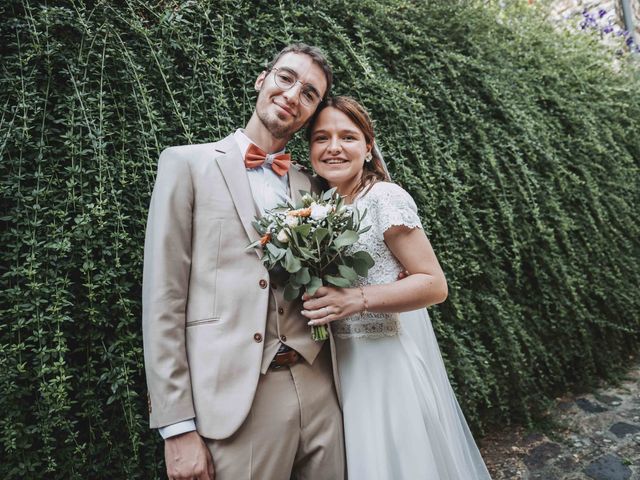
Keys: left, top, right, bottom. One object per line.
{"left": 365, "top": 152, "right": 372, "bottom": 163}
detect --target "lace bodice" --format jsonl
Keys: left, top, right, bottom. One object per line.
{"left": 332, "top": 182, "right": 423, "bottom": 339}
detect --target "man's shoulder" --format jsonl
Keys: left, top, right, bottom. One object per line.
{"left": 160, "top": 135, "right": 236, "bottom": 163}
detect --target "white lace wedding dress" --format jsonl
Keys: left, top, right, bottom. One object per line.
{"left": 332, "top": 181, "right": 492, "bottom": 479}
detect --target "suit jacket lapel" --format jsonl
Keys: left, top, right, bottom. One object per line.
{"left": 288, "top": 166, "right": 312, "bottom": 205}
{"left": 215, "top": 142, "right": 262, "bottom": 256}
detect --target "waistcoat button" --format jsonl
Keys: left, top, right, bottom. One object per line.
{"left": 259, "top": 279, "right": 268, "bottom": 289}
{"left": 280, "top": 334, "right": 287, "bottom": 342}
{"left": 254, "top": 333, "right": 263, "bottom": 343}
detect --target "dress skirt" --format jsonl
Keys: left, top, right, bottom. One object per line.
{"left": 334, "top": 308, "right": 492, "bottom": 480}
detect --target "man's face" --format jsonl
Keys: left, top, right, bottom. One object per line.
{"left": 254, "top": 52, "right": 328, "bottom": 140}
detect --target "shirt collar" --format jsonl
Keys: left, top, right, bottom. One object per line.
{"left": 234, "top": 129, "right": 286, "bottom": 160}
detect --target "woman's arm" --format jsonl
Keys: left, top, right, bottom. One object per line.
{"left": 301, "top": 225, "right": 448, "bottom": 326}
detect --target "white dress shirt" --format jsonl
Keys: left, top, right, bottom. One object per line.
{"left": 158, "top": 130, "right": 291, "bottom": 439}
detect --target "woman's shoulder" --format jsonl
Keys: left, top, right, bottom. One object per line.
{"left": 364, "top": 181, "right": 416, "bottom": 206}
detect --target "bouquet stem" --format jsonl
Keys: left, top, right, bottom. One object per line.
{"left": 311, "top": 324, "right": 329, "bottom": 341}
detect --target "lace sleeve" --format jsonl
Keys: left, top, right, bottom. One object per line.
{"left": 366, "top": 182, "right": 423, "bottom": 234}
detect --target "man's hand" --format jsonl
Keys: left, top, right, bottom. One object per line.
{"left": 165, "top": 430, "right": 214, "bottom": 480}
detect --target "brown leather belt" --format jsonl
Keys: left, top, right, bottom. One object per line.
{"left": 269, "top": 349, "right": 301, "bottom": 370}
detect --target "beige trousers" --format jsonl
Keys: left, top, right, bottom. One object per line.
{"left": 205, "top": 344, "right": 345, "bottom": 480}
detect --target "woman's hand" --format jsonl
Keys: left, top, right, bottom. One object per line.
{"left": 301, "top": 286, "right": 364, "bottom": 326}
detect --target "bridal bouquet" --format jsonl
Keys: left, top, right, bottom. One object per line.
{"left": 249, "top": 188, "right": 374, "bottom": 341}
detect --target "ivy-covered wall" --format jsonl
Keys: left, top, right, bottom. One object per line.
{"left": 1, "top": 0, "right": 638, "bottom": 477}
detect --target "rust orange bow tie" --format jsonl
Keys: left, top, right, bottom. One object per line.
{"left": 244, "top": 143, "right": 292, "bottom": 176}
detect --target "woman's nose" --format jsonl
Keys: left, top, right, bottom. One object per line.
{"left": 328, "top": 138, "right": 341, "bottom": 153}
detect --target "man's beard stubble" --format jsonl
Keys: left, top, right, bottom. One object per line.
{"left": 256, "top": 108, "right": 292, "bottom": 140}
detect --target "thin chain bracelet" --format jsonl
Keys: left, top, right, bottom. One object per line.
{"left": 359, "top": 285, "right": 369, "bottom": 314}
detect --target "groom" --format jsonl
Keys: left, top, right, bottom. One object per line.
{"left": 142, "top": 44, "right": 344, "bottom": 480}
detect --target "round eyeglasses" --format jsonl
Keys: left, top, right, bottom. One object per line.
{"left": 271, "top": 67, "right": 322, "bottom": 107}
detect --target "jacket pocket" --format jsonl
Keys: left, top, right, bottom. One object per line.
{"left": 186, "top": 317, "right": 220, "bottom": 327}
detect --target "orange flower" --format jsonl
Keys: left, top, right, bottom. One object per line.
{"left": 288, "top": 207, "right": 312, "bottom": 217}
{"left": 259, "top": 233, "right": 271, "bottom": 246}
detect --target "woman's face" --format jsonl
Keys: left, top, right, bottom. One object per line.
{"left": 309, "top": 107, "right": 371, "bottom": 196}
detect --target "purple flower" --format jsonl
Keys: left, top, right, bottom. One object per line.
{"left": 603, "top": 25, "right": 613, "bottom": 34}
{"left": 625, "top": 37, "right": 634, "bottom": 46}
{"left": 598, "top": 9, "right": 606, "bottom": 18}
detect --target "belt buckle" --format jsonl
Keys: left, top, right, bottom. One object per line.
{"left": 269, "top": 349, "right": 299, "bottom": 370}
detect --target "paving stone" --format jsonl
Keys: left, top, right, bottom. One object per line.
{"left": 577, "top": 398, "right": 609, "bottom": 413}
{"left": 556, "top": 454, "right": 580, "bottom": 470}
{"left": 609, "top": 422, "right": 640, "bottom": 438}
{"left": 584, "top": 454, "right": 631, "bottom": 480}
{"left": 530, "top": 471, "right": 559, "bottom": 480}
{"left": 558, "top": 400, "right": 575, "bottom": 411}
{"left": 481, "top": 362, "right": 640, "bottom": 479}
{"left": 523, "top": 432, "right": 545, "bottom": 444}
{"left": 595, "top": 394, "right": 624, "bottom": 406}
{"left": 524, "top": 441, "right": 562, "bottom": 469}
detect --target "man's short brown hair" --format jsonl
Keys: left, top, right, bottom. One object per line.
{"left": 266, "top": 43, "right": 333, "bottom": 98}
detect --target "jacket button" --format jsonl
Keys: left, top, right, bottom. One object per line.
{"left": 254, "top": 333, "right": 263, "bottom": 343}
{"left": 280, "top": 334, "right": 287, "bottom": 342}
{"left": 278, "top": 307, "right": 284, "bottom": 315}
{"left": 259, "top": 279, "right": 268, "bottom": 289}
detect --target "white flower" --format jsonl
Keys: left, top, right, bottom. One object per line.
{"left": 310, "top": 203, "right": 331, "bottom": 221}
{"left": 284, "top": 214, "right": 299, "bottom": 227}
{"left": 301, "top": 193, "right": 314, "bottom": 206}
{"left": 277, "top": 229, "right": 289, "bottom": 243}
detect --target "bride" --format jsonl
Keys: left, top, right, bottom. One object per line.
{"left": 301, "top": 96, "right": 492, "bottom": 479}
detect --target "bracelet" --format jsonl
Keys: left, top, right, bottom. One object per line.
{"left": 359, "top": 286, "right": 368, "bottom": 314}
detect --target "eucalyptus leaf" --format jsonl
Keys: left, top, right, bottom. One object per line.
{"left": 351, "top": 251, "right": 375, "bottom": 276}
{"left": 324, "top": 274, "right": 352, "bottom": 288}
{"left": 306, "top": 276, "right": 323, "bottom": 295}
{"left": 283, "top": 248, "right": 302, "bottom": 273}
{"left": 283, "top": 283, "right": 301, "bottom": 301}
{"left": 293, "top": 223, "right": 312, "bottom": 236}
{"left": 266, "top": 242, "right": 286, "bottom": 260}
{"left": 294, "top": 267, "right": 311, "bottom": 285}
{"left": 313, "top": 227, "right": 329, "bottom": 243}
{"left": 338, "top": 264, "right": 358, "bottom": 282}
{"left": 333, "top": 230, "right": 359, "bottom": 249}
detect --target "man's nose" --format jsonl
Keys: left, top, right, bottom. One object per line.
{"left": 282, "top": 82, "right": 303, "bottom": 105}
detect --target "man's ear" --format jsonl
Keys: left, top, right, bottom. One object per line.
{"left": 254, "top": 71, "right": 268, "bottom": 92}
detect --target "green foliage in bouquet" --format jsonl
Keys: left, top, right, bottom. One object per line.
{"left": 249, "top": 189, "right": 374, "bottom": 340}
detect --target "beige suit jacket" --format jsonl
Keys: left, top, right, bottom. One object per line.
{"left": 142, "top": 135, "right": 336, "bottom": 439}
